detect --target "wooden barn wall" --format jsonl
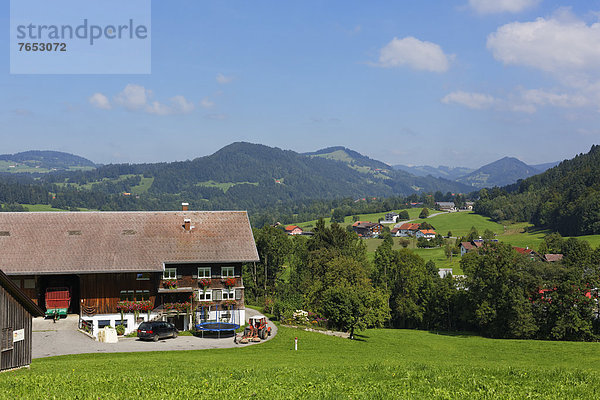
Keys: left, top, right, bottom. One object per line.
{"left": 80, "top": 273, "right": 158, "bottom": 316}
{"left": 0, "top": 286, "right": 32, "bottom": 371}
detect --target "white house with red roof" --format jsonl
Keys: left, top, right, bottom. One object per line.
{"left": 416, "top": 229, "right": 436, "bottom": 239}
{"left": 394, "top": 222, "right": 421, "bottom": 237}
{"left": 284, "top": 225, "right": 303, "bottom": 235}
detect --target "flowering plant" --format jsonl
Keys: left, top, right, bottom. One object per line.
{"left": 163, "top": 302, "right": 192, "bottom": 315}
{"left": 223, "top": 277, "right": 236, "bottom": 288}
{"left": 163, "top": 280, "right": 177, "bottom": 289}
{"left": 198, "top": 278, "right": 211, "bottom": 289}
{"left": 117, "top": 300, "right": 153, "bottom": 312}
{"left": 222, "top": 300, "right": 237, "bottom": 307}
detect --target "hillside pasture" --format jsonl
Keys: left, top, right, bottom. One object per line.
{"left": 296, "top": 207, "right": 437, "bottom": 230}
{"left": 1, "top": 327, "right": 599, "bottom": 398}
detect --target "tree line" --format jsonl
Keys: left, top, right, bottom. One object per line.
{"left": 244, "top": 222, "right": 600, "bottom": 341}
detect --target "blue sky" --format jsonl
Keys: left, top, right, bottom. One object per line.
{"left": 2, "top": 0, "right": 600, "bottom": 167}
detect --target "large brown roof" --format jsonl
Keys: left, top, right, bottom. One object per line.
{"left": 0, "top": 211, "right": 259, "bottom": 275}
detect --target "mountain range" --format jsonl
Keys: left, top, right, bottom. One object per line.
{"left": 1, "top": 145, "right": 558, "bottom": 197}
{"left": 395, "top": 157, "right": 559, "bottom": 188}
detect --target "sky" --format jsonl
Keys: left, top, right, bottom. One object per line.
{"left": 1, "top": 0, "right": 600, "bottom": 168}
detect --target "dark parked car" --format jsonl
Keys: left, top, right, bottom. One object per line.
{"left": 137, "top": 321, "right": 178, "bottom": 341}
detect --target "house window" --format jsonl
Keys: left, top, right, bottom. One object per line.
{"left": 198, "top": 290, "right": 212, "bottom": 301}
{"left": 135, "top": 290, "right": 150, "bottom": 301}
{"left": 98, "top": 320, "right": 111, "bottom": 329}
{"left": 115, "top": 320, "right": 128, "bottom": 328}
{"left": 222, "top": 289, "right": 235, "bottom": 300}
{"left": 24, "top": 279, "right": 35, "bottom": 289}
{"left": 163, "top": 268, "right": 177, "bottom": 280}
{"left": 120, "top": 290, "right": 134, "bottom": 301}
{"left": 11, "top": 279, "right": 20, "bottom": 288}
{"left": 136, "top": 273, "right": 150, "bottom": 281}
{"left": 198, "top": 267, "right": 211, "bottom": 279}
{"left": 1, "top": 328, "right": 13, "bottom": 352}
{"left": 221, "top": 266, "right": 235, "bottom": 277}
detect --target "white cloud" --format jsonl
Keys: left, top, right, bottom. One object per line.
{"left": 200, "top": 97, "right": 214, "bottom": 108}
{"left": 469, "top": 0, "right": 541, "bottom": 14}
{"left": 520, "top": 89, "right": 588, "bottom": 108}
{"left": 88, "top": 93, "right": 111, "bottom": 110}
{"left": 374, "top": 37, "right": 452, "bottom": 72}
{"left": 92, "top": 84, "right": 195, "bottom": 116}
{"left": 114, "top": 84, "right": 151, "bottom": 110}
{"left": 441, "top": 91, "right": 496, "bottom": 109}
{"left": 216, "top": 73, "right": 234, "bottom": 84}
{"left": 146, "top": 96, "right": 195, "bottom": 116}
{"left": 487, "top": 13, "right": 600, "bottom": 75}
{"left": 169, "top": 95, "right": 195, "bottom": 114}
{"left": 442, "top": 88, "right": 591, "bottom": 113}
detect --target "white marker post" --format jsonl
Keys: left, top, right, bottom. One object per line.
{"left": 294, "top": 337, "right": 298, "bottom": 351}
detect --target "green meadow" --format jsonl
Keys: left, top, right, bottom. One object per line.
{"left": 2, "top": 326, "right": 600, "bottom": 399}
{"left": 296, "top": 207, "right": 437, "bottom": 230}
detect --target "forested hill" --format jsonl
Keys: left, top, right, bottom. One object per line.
{"left": 43, "top": 142, "right": 471, "bottom": 201}
{"left": 0, "top": 142, "right": 472, "bottom": 222}
{"left": 456, "top": 157, "right": 540, "bottom": 188}
{"left": 0, "top": 150, "right": 96, "bottom": 172}
{"left": 475, "top": 145, "right": 600, "bottom": 236}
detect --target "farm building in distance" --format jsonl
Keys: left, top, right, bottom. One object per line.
{"left": 352, "top": 221, "right": 383, "bottom": 238}
{"left": 0, "top": 269, "right": 44, "bottom": 371}
{"left": 284, "top": 225, "right": 303, "bottom": 235}
{"left": 0, "top": 208, "right": 259, "bottom": 337}
{"left": 393, "top": 223, "right": 422, "bottom": 237}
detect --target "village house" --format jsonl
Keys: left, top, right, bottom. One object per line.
{"left": 394, "top": 222, "right": 421, "bottom": 237}
{"left": 382, "top": 212, "right": 399, "bottom": 224}
{"left": 513, "top": 246, "right": 538, "bottom": 260}
{"left": 0, "top": 208, "right": 259, "bottom": 338}
{"left": 415, "top": 229, "right": 437, "bottom": 239}
{"left": 460, "top": 241, "right": 484, "bottom": 256}
{"left": 435, "top": 202, "right": 456, "bottom": 212}
{"left": 284, "top": 225, "right": 303, "bottom": 235}
{"left": 352, "top": 221, "right": 383, "bottom": 238}
{"left": 0, "top": 269, "right": 44, "bottom": 371}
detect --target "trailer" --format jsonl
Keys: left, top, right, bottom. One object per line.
{"left": 45, "top": 287, "right": 71, "bottom": 321}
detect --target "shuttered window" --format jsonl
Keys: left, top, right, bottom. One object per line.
{"left": 1, "top": 328, "right": 13, "bottom": 352}
{"left": 214, "top": 290, "right": 222, "bottom": 301}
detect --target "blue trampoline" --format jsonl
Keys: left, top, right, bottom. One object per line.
{"left": 195, "top": 304, "right": 240, "bottom": 338}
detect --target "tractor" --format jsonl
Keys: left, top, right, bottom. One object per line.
{"left": 239, "top": 315, "right": 271, "bottom": 343}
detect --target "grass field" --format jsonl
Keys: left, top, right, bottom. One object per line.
{"left": 296, "top": 208, "right": 437, "bottom": 230}
{"left": 22, "top": 204, "right": 68, "bottom": 212}
{"left": 195, "top": 180, "right": 259, "bottom": 192}
{"left": 2, "top": 326, "right": 600, "bottom": 398}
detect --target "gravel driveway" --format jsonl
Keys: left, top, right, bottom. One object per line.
{"left": 32, "top": 308, "right": 277, "bottom": 359}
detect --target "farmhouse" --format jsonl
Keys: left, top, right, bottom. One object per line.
{"left": 543, "top": 254, "right": 563, "bottom": 262}
{"left": 460, "top": 241, "right": 484, "bottom": 256}
{"left": 0, "top": 209, "right": 259, "bottom": 338}
{"left": 284, "top": 225, "right": 303, "bottom": 235}
{"left": 1, "top": 269, "right": 44, "bottom": 371}
{"left": 394, "top": 223, "right": 421, "bottom": 237}
{"left": 513, "top": 246, "right": 538, "bottom": 259}
{"left": 352, "top": 221, "right": 383, "bottom": 238}
{"left": 416, "top": 229, "right": 436, "bottom": 239}
{"left": 436, "top": 202, "right": 456, "bottom": 212}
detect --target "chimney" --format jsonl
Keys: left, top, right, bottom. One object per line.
{"left": 184, "top": 218, "right": 191, "bottom": 231}
{"left": 181, "top": 202, "right": 189, "bottom": 211}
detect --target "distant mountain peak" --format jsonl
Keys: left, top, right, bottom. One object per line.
{"left": 456, "top": 156, "right": 540, "bottom": 188}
